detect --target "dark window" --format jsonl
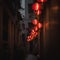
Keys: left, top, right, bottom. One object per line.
{"left": 3, "top": 10, "right": 9, "bottom": 41}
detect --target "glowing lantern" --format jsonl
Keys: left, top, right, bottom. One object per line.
{"left": 27, "top": 36, "right": 30, "bottom": 40}
{"left": 31, "top": 29, "right": 35, "bottom": 33}
{"left": 34, "top": 26, "right": 38, "bottom": 31}
{"left": 36, "top": 10, "right": 41, "bottom": 15}
{"left": 27, "top": 36, "right": 30, "bottom": 39}
{"left": 30, "top": 35, "right": 33, "bottom": 40}
{"left": 32, "top": 3, "right": 41, "bottom": 10}
{"left": 27, "top": 35, "right": 34, "bottom": 42}
{"left": 27, "top": 38, "right": 31, "bottom": 42}
{"left": 34, "top": 10, "right": 42, "bottom": 15}
{"left": 37, "top": 23, "right": 42, "bottom": 28}
{"left": 27, "top": 36, "right": 31, "bottom": 42}
{"left": 27, "top": 35, "right": 31, "bottom": 41}
{"left": 29, "top": 35, "right": 31, "bottom": 38}
{"left": 32, "top": 19, "right": 39, "bottom": 25}
{"left": 31, "top": 29, "right": 35, "bottom": 35}
{"left": 34, "top": 32, "right": 38, "bottom": 37}
{"left": 37, "top": 0, "right": 47, "bottom": 3}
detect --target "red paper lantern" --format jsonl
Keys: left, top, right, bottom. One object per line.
{"left": 27, "top": 38, "right": 31, "bottom": 42}
{"left": 32, "top": 3, "right": 41, "bottom": 10}
{"left": 37, "top": 0, "right": 47, "bottom": 3}
{"left": 34, "top": 32, "right": 38, "bottom": 37}
{"left": 31, "top": 35, "right": 33, "bottom": 40}
{"left": 27, "top": 35, "right": 32, "bottom": 41}
{"left": 27, "top": 36, "right": 30, "bottom": 39}
{"left": 31, "top": 30, "right": 35, "bottom": 35}
{"left": 34, "top": 10, "right": 42, "bottom": 15}
{"left": 32, "top": 19, "right": 39, "bottom": 25}
{"left": 37, "top": 22, "right": 42, "bottom": 28}
{"left": 27, "top": 36, "right": 31, "bottom": 42}
{"left": 31, "top": 29, "right": 35, "bottom": 33}
{"left": 34, "top": 26, "right": 38, "bottom": 31}
{"left": 36, "top": 10, "right": 41, "bottom": 15}
{"left": 29, "top": 35, "right": 31, "bottom": 39}
{"left": 27, "top": 35, "right": 34, "bottom": 42}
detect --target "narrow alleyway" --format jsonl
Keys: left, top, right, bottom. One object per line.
{"left": 0, "top": 0, "right": 60, "bottom": 60}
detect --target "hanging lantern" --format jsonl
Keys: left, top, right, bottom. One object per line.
{"left": 27, "top": 36, "right": 31, "bottom": 42}
{"left": 27, "top": 36, "right": 30, "bottom": 40}
{"left": 34, "top": 26, "right": 38, "bottom": 31}
{"left": 27, "top": 35, "right": 34, "bottom": 42}
{"left": 36, "top": 10, "right": 42, "bottom": 15}
{"left": 32, "top": 3, "right": 41, "bottom": 11}
{"left": 27, "top": 35, "right": 32, "bottom": 41}
{"left": 30, "top": 35, "right": 34, "bottom": 40}
{"left": 37, "top": 0, "right": 47, "bottom": 3}
{"left": 32, "top": 19, "right": 39, "bottom": 25}
{"left": 29, "top": 35, "right": 32, "bottom": 39}
{"left": 34, "top": 10, "right": 42, "bottom": 15}
{"left": 34, "top": 32, "right": 38, "bottom": 37}
{"left": 27, "top": 38, "right": 31, "bottom": 42}
{"left": 31, "top": 29, "right": 35, "bottom": 35}
{"left": 37, "top": 22, "right": 42, "bottom": 28}
{"left": 31, "top": 29, "right": 35, "bottom": 33}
